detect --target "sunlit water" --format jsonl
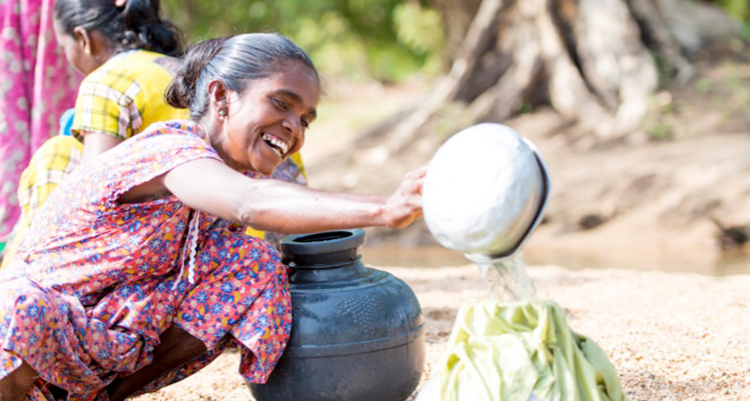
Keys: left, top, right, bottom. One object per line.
{"left": 477, "top": 253, "right": 537, "bottom": 302}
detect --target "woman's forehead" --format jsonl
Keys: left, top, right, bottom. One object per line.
{"left": 264, "top": 65, "right": 320, "bottom": 106}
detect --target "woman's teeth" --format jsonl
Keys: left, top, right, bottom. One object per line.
{"left": 262, "top": 133, "right": 289, "bottom": 157}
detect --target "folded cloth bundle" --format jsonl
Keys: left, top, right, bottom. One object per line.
{"left": 422, "top": 300, "right": 629, "bottom": 401}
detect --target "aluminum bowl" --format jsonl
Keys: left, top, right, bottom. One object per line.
{"left": 422, "top": 123, "right": 551, "bottom": 262}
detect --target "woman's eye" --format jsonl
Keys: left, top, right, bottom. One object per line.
{"left": 272, "top": 98, "right": 288, "bottom": 110}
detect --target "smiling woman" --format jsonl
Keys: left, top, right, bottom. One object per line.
{"left": 173, "top": 50, "right": 317, "bottom": 175}
{"left": 0, "top": 33, "right": 424, "bottom": 401}
{"left": 163, "top": 36, "right": 318, "bottom": 179}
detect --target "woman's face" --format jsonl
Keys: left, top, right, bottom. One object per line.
{"left": 220, "top": 61, "right": 320, "bottom": 175}
{"left": 52, "top": 17, "right": 100, "bottom": 75}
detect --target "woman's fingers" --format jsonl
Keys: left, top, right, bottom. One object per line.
{"left": 384, "top": 167, "right": 427, "bottom": 229}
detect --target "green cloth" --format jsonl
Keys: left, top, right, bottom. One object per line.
{"left": 434, "top": 299, "right": 629, "bottom": 401}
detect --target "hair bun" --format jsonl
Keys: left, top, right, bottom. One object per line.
{"left": 165, "top": 38, "right": 228, "bottom": 110}
{"left": 165, "top": 73, "right": 192, "bottom": 109}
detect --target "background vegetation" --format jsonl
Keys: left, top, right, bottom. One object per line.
{"left": 162, "top": 0, "right": 747, "bottom": 83}
{"left": 162, "top": 0, "right": 445, "bottom": 82}
{"left": 716, "top": 0, "right": 750, "bottom": 35}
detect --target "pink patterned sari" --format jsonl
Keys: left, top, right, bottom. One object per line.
{"left": 0, "top": 0, "right": 79, "bottom": 243}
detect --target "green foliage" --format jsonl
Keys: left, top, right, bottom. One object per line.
{"left": 161, "top": 0, "right": 445, "bottom": 82}
{"left": 714, "top": 0, "right": 750, "bottom": 37}
{"left": 393, "top": 2, "right": 444, "bottom": 77}
{"left": 716, "top": 0, "right": 749, "bottom": 21}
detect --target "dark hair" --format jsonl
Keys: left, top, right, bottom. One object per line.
{"left": 54, "top": 0, "right": 182, "bottom": 57}
{"left": 165, "top": 33, "right": 319, "bottom": 120}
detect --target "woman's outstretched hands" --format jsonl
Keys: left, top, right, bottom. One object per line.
{"left": 382, "top": 166, "right": 427, "bottom": 229}
{"left": 163, "top": 158, "right": 426, "bottom": 234}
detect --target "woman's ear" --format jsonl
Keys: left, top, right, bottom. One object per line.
{"left": 73, "top": 26, "right": 93, "bottom": 56}
{"left": 207, "top": 80, "right": 229, "bottom": 118}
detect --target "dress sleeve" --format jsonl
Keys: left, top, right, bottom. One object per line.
{"left": 96, "top": 124, "right": 223, "bottom": 205}
{"left": 70, "top": 69, "right": 143, "bottom": 141}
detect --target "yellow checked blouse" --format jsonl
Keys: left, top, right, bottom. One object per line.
{"left": 72, "top": 49, "right": 188, "bottom": 140}
{"left": 1, "top": 50, "right": 187, "bottom": 267}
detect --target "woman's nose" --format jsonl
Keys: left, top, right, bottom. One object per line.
{"left": 282, "top": 117, "right": 302, "bottom": 138}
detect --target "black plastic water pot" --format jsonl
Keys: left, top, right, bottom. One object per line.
{"left": 248, "top": 229, "right": 425, "bottom": 401}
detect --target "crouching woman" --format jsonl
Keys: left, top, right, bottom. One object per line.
{"left": 0, "top": 33, "right": 424, "bottom": 401}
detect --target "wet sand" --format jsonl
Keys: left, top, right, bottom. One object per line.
{"left": 134, "top": 264, "right": 750, "bottom": 401}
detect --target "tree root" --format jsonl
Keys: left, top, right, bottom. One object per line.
{"left": 357, "top": 0, "right": 742, "bottom": 151}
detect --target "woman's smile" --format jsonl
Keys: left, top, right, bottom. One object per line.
{"left": 261, "top": 132, "right": 291, "bottom": 158}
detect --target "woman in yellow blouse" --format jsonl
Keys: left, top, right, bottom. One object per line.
{"left": 1, "top": 0, "right": 185, "bottom": 266}
{"left": 2, "top": 0, "right": 306, "bottom": 266}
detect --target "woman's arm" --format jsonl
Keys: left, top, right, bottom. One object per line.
{"left": 81, "top": 131, "right": 125, "bottom": 163}
{"left": 156, "top": 158, "right": 423, "bottom": 233}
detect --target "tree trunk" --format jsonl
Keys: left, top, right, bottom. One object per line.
{"left": 360, "top": 0, "right": 741, "bottom": 153}
{"left": 430, "top": 0, "right": 484, "bottom": 60}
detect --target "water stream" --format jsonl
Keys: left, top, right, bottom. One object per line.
{"left": 476, "top": 253, "right": 537, "bottom": 302}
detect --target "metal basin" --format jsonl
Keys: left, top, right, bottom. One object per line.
{"left": 422, "top": 123, "right": 551, "bottom": 263}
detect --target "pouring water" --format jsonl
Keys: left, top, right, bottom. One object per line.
{"left": 417, "top": 123, "right": 630, "bottom": 401}
{"left": 422, "top": 123, "right": 548, "bottom": 303}
{"left": 477, "top": 252, "right": 537, "bottom": 303}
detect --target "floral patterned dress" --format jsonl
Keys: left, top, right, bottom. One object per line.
{"left": 0, "top": 120, "right": 292, "bottom": 401}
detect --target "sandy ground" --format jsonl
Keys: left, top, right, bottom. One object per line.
{"left": 133, "top": 262, "right": 750, "bottom": 401}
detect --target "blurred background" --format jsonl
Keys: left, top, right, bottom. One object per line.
{"left": 163, "top": 0, "right": 446, "bottom": 82}
{"left": 161, "top": 0, "right": 748, "bottom": 83}
{"left": 168, "top": 0, "right": 750, "bottom": 275}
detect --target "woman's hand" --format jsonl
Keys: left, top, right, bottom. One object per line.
{"left": 381, "top": 166, "right": 426, "bottom": 229}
